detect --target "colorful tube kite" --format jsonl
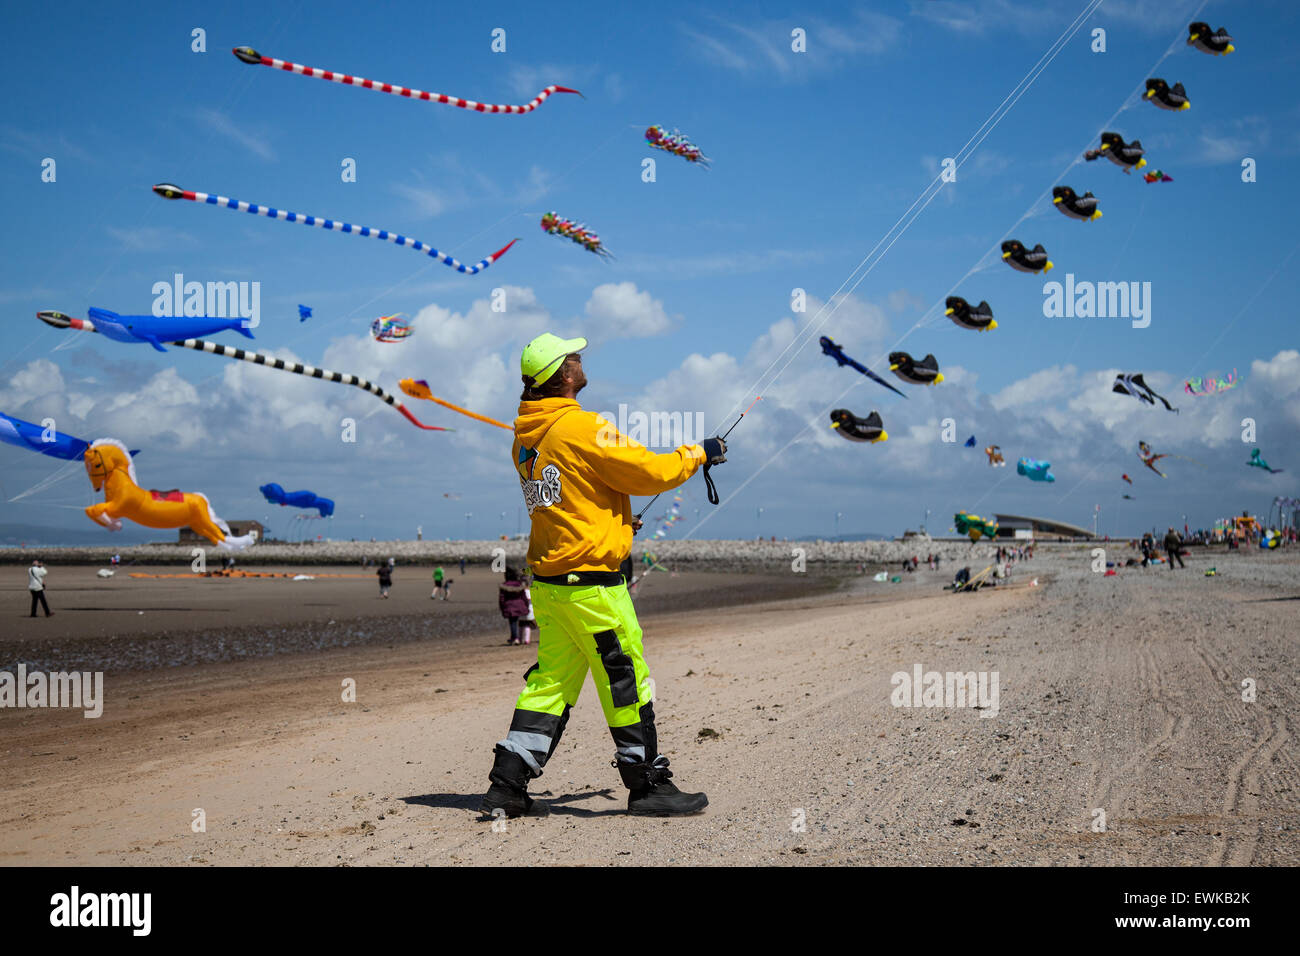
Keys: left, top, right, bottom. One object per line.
{"left": 153, "top": 184, "right": 517, "bottom": 275}
{"left": 1184, "top": 370, "right": 1238, "bottom": 395}
{"left": 84, "top": 439, "right": 255, "bottom": 550}
{"left": 645, "top": 126, "right": 710, "bottom": 166}
{"left": 231, "top": 47, "right": 581, "bottom": 114}
{"left": 398, "top": 379, "right": 511, "bottom": 430}
{"left": 540, "top": 212, "right": 610, "bottom": 258}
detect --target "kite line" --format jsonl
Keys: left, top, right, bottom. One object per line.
{"left": 708, "top": 0, "right": 1106, "bottom": 436}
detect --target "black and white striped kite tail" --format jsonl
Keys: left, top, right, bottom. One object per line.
{"left": 169, "top": 338, "right": 451, "bottom": 431}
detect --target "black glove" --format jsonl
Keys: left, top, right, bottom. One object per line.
{"left": 701, "top": 437, "right": 728, "bottom": 465}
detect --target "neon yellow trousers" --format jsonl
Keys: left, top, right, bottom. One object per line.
{"left": 496, "top": 581, "right": 659, "bottom": 775}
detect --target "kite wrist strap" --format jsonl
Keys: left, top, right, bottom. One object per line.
{"left": 703, "top": 464, "right": 720, "bottom": 506}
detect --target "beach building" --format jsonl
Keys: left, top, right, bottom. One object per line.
{"left": 992, "top": 513, "right": 1093, "bottom": 541}
{"left": 177, "top": 520, "right": 264, "bottom": 544}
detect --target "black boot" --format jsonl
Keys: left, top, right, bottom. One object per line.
{"left": 479, "top": 745, "right": 540, "bottom": 818}
{"left": 620, "top": 756, "right": 708, "bottom": 817}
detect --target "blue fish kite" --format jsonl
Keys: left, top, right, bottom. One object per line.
{"left": 298, "top": 305, "right": 312, "bottom": 322}
{"left": 0, "top": 411, "right": 91, "bottom": 461}
{"left": 1016, "top": 457, "right": 1056, "bottom": 483}
{"left": 819, "top": 336, "right": 907, "bottom": 399}
{"left": 259, "top": 482, "right": 335, "bottom": 517}
{"left": 36, "top": 308, "right": 255, "bottom": 352}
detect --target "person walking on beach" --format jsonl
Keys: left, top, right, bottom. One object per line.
{"left": 1164, "top": 527, "right": 1185, "bottom": 570}
{"left": 459, "top": 557, "right": 466, "bottom": 576}
{"left": 431, "top": 565, "right": 444, "bottom": 599}
{"left": 479, "top": 332, "right": 727, "bottom": 819}
{"left": 27, "top": 560, "right": 53, "bottom": 618}
{"left": 377, "top": 561, "right": 393, "bottom": 598}
{"left": 499, "top": 567, "right": 529, "bottom": 645}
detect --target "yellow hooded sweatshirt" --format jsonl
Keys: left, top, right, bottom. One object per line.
{"left": 513, "top": 398, "right": 706, "bottom": 575}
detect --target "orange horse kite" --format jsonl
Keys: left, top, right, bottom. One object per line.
{"left": 83, "top": 439, "right": 256, "bottom": 549}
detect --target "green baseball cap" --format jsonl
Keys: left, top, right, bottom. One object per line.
{"left": 521, "top": 332, "right": 587, "bottom": 386}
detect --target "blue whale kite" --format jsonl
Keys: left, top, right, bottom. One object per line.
{"left": 0, "top": 411, "right": 92, "bottom": 461}
{"left": 259, "top": 483, "right": 335, "bottom": 517}
{"left": 37, "top": 308, "right": 254, "bottom": 352}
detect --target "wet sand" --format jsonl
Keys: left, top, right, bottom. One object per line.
{"left": 0, "top": 564, "right": 834, "bottom": 671}
{"left": 0, "top": 547, "right": 1296, "bottom": 866}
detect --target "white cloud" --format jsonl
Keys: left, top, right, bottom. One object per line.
{"left": 195, "top": 108, "right": 275, "bottom": 161}
{"left": 584, "top": 282, "right": 676, "bottom": 341}
{"left": 391, "top": 183, "right": 451, "bottom": 219}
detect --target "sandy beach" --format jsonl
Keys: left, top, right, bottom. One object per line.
{"left": 1, "top": 544, "right": 1296, "bottom": 866}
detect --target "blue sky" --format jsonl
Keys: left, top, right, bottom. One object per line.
{"left": 2, "top": 0, "right": 1297, "bottom": 543}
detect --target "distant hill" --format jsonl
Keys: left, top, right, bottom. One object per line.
{"left": 0, "top": 522, "right": 156, "bottom": 547}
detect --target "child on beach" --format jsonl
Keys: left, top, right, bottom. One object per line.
{"left": 377, "top": 562, "right": 393, "bottom": 598}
